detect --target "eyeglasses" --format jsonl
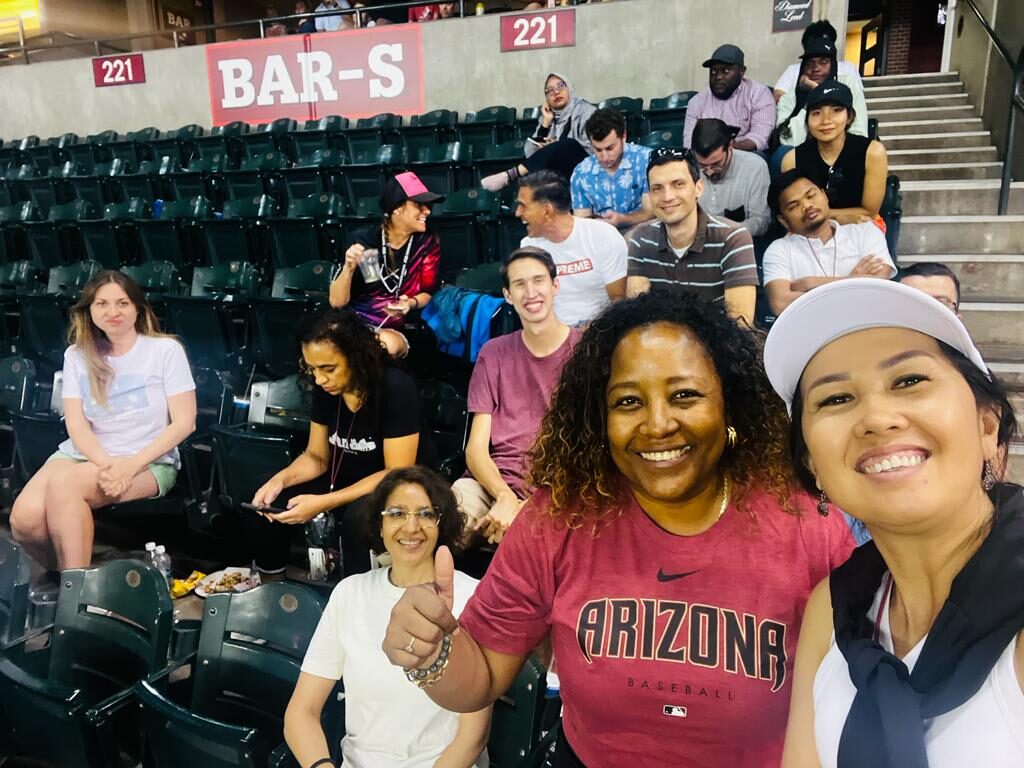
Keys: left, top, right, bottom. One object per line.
{"left": 544, "top": 82, "right": 568, "bottom": 96}
{"left": 381, "top": 506, "right": 441, "bottom": 527}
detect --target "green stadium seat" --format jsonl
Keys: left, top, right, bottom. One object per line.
{"left": 239, "top": 117, "right": 297, "bottom": 161}
{"left": 598, "top": 96, "right": 644, "bottom": 138}
{"left": 100, "top": 126, "right": 160, "bottom": 167}
{"left": 473, "top": 138, "right": 527, "bottom": 194}
{"left": 270, "top": 260, "right": 333, "bottom": 299}
{"left": 135, "top": 582, "right": 328, "bottom": 768}
{"left": 59, "top": 135, "right": 100, "bottom": 176}
{"left": 172, "top": 154, "right": 227, "bottom": 207}
{"left": 638, "top": 127, "right": 684, "bottom": 150}
{"left": 430, "top": 188, "right": 502, "bottom": 280}
{"left": 644, "top": 91, "right": 696, "bottom": 134}
{"left": 343, "top": 144, "right": 405, "bottom": 207}
{"left": 21, "top": 140, "right": 61, "bottom": 175}
{"left": 194, "top": 120, "right": 250, "bottom": 169}
{"left": 278, "top": 147, "right": 347, "bottom": 206}
{"left": 77, "top": 197, "right": 152, "bottom": 268}
{"left": 419, "top": 380, "right": 469, "bottom": 480}
{"left": 401, "top": 109, "right": 458, "bottom": 156}
{"left": 454, "top": 260, "right": 503, "bottom": 295}
{"left": 210, "top": 421, "right": 308, "bottom": 510}
{"left": 121, "top": 260, "right": 182, "bottom": 296}
{"left": 0, "top": 355, "right": 43, "bottom": 416}
{"left": 46, "top": 259, "right": 103, "bottom": 296}
{"left": 281, "top": 114, "right": 348, "bottom": 160}
{"left": 118, "top": 158, "right": 176, "bottom": 202}
{"left": 24, "top": 198, "right": 98, "bottom": 270}
{"left": 136, "top": 195, "right": 212, "bottom": 273}
{"left": 5, "top": 163, "right": 37, "bottom": 207}
{"left": 249, "top": 292, "right": 327, "bottom": 378}
{"left": 0, "top": 559, "right": 174, "bottom": 768}
{"left": 881, "top": 174, "right": 902, "bottom": 262}
{"left": 70, "top": 159, "right": 128, "bottom": 211}
{"left": 489, "top": 655, "right": 548, "bottom": 768}
{"left": 344, "top": 112, "right": 403, "bottom": 159}
{"left": 458, "top": 106, "right": 516, "bottom": 158}
{"left": 0, "top": 537, "right": 32, "bottom": 649}
{"left": 268, "top": 192, "right": 345, "bottom": 269}
{"left": 409, "top": 141, "right": 471, "bottom": 194}
{"left": 0, "top": 201, "right": 35, "bottom": 266}
{"left": 203, "top": 194, "right": 277, "bottom": 269}
{"left": 18, "top": 291, "right": 73, "bottom": 373}
{"left": 146, "top": 123, "right": 205, "bottom": 167}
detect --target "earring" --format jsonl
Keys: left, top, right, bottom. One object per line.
{"left": 817, "top": 490, "right": 830, "bottom": 517}
{"left": 983, "top": 460, "right": 998, "bottom": 491}
{"left": 726, "top": 426, "right": 737, "bottom": 449}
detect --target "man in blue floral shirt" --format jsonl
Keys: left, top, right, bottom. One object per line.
{"left": 570, "top": 109, "right": 653, "bottom": 231}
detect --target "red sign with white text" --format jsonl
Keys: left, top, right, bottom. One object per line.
{"left": 205, "top": 25, "right": 424, "bottom": 125}
{"left": 92, "top": 53, "right": 147, "bottom": 87}
{"left": 500, "top": 9, "right": 575, "bottom": 52}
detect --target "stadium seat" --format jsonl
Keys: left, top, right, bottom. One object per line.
{"left": 409, "top": 141, "right": 471, "bottom": 195}
{"left": 458, "top": 106, "right": 516, "bottom": 158}
{"left": 268, "top": 192, "right": 345, "bottom": 269}
{"left": 249, "top": 292, "right": 327, "bottom": 379}
{"left": 489, "top": 655, "right": 548, "bottom": 768}
{"left": 121, "top": 259, "right": 182, "bottom": 297}
{"left": 0, "top": 201, "right": 35, "bottom": 266}
{"left": 162, "top": 274, "right": 253, "bottom": 376}
{"left": 638, "top": 127, "right": 684, "bottom": 150}
{"left": 46, "top": 259, "right": 103, "bottom": 296}
{"left": 136, "top": 195, "right": 212, "bottom": 273}
{"left": 281, "top": 114, "right": 348, "bottom": 160}
{"left": 59, "top": 135, "right": 99, "bottom": 176}
{"left": 0, "top": 559, "right": 174, "bottom": 768}
{"left": 455, "top": 260, "right": 503, "bottom": 295}
{"left": 192, "top": 121, "right": 250, "bottom": 169}
{"left": 18, "top": 292, "right": 73, "bottom": 374}
{"left": 598, "top": 96, "right": 644, "bottom": 139}
{"left": 78, "top": 197, "right": 152, "bottom": 269}
{"left": 430, "top": 188, "right": 502, "bottom": 278}
{"left": 881, "top": 174, "right": 902, "bottom": 262}
{"left": 135, "top": 582, "right": 328, "bottom": 768}
{"left": 25, "top": 164, "right": 74, "bottom": 216}
{"left": 644, "top": 91, "right": 696, "bottom": 134}
{"left": 24, "top": 198, "right": 98, "bottom": 270}
{"left": 70, "top": 159, "right": 128, "bottom": 211}
{"left": 172, "top": 154, "right": 227, "bottom": 207}
{"left": 5, "top": 163, "right": 38, "bottom": 207}
{"left": 100, "top": 126, "right": 160, "bottom": 168}
{"left": 239, "top": 117, "right": 297, "bottom": 161}
{"left": 0, "top": 538, "right": 32, "bottom": 650}
{"left": 343, "top": 144, "right": 405, "bottom": 207}
{"left": 203, "top": 194, "right": 278, "bottom": 269}
{"left": 21, "top": 139, "right": 61, "bottom": 175}
{"left": 278, "top": 147, "right": 347, "bottom": 206}
{"left": 118, "top": 158, "right": 176, "bottom": 202}
{"left": 401, "top": 109, "right": 458, "bottom": 156}
{"left": 146, "top": 123, "right": 205, "bottom": 168}
{"left": 209, "top": 422, "right": 308, "bottom": 511}
{"left": 473, "top": 138, "right": 527, "bottom": 198}
{"left": 222, "top": 150, "right": 291, "bottom": 207}
{"left": 344, "top": 112, "right": 403, "bottom": 159}
{"left": 419, "top": 380, "right": 469, "bottom": 480}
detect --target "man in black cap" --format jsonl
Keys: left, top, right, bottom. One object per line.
{"left": 684, "top": 43, "right": 776, "bottom": 153}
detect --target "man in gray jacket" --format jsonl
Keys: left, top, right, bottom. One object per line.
{"left": 690, "top": 118, "right": 770, "bottom": 237}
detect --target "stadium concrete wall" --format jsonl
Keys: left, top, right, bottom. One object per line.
{"left": 0, "top": 0, "right": 849, "bottom": 139}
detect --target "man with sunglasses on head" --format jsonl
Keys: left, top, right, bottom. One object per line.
{"left": 763, "top": 168, "right": 894, "bottom": 317}
{"left": 691, "top": 118, "right": 770, "bottom": 237}
{"left": 625, "top": 147, "right": 758, "bottom": 327}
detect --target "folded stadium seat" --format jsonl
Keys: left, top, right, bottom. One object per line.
{"left": 881, "top": 174, "right": 902, "bottom": 263}
{"left": 135, "top": 582, "right": 330, "bottom": 768}
{"left": 77, "top": 197, "right": 151, "bottom": 269}
{"left": 194, "top": 121, "right": 250, "bottom": 169}
{"left": 409, "top": 141, "right": 471, "bottom": 195}
{"left": 598, "top": 96, "right": 645, "bottom": 139}
{"left": 239, "top": 117, "right": 297, "bottom": 162}
{"left": 0, "top": 177, "right": 11, "bottom": 208}
{"left": 429, "top": 187, "right": 503, "bottom": 280}
{"left": 222, "top": 150, "right": 291, "bottom": 208}
{"left": 209, "top": 418, "right": 309, "bottom": 511}
{"left": 638, "top": 126, "right": 684, "bottom": 150}
{"left": 280, "top": 114, "right": 348, "bottom": 161}
{"left": 457, "top": 105, "right": 516, "bottom": 159}
{"left": 10, "top": 136, "right": 41, "bottom": 167}
{"left": 146, "top": 123, "right": 205, "bottom": 168}
{"left": 488, "top": 655, "right": 549, "bottom": 768}
{"left": 70, "top": 158, "right": 129, "bottom": 211}
{"left": 23, "top": 199, "right": 99, "bottom": 271}
{"left": 418, "top": 379, "right": 469, "bottom": 480}
{"left": 21, "top": 139, "right": 61, "bottom": 176}
{"left": 473, "top": 138, "right": 527, "bottom": 204}
{"left": 4, "top": 163, "right": 38, "bottom": 207}
{"left": 84, "top": 129, "right": 119, "bottom": 164}
{"left": 343, "top": 143, "right": 405, "bottom": 209}
{"left": 268, "top": 193, "right": 345, "bottom": 269}
{"left": 400, "top": 109, "right": 458, "bottom": 157}
{"left": 203, "top": 194, "right": 278, "bottom": 271}
{"left": 343, "top": 112, "right": 403, "bottom": 159}
{"left": 643, "top": 90, "right": 697, "bottom": 134}
{"left": 278, "top": 147, "right": 347, "bottom": 207}
{"left": 163, "top": 259, "right": 259, "bottom": 376}
{"left": 454, "top": 260, "right": 503, "bottom": 295}
{"left": 46, "top": 259, "right": 103, "bottom": 296}
{"left": 172, "top": 153, "right": 227, "bottom": 209}
{"left": 120, "top": 259, "right": 183, "bottom": 330}
{"left": 24, "top": 164, "right": 74, "bottom": 218}
{"left": 0, "top": 538, "right": 32, "bottom": 650}
{"left": 0, "top": 201, "right": 36, "bottom": 266}
{"left": 99, "top": 127, "right": 159, "bottom": 168}
{"left": 516, "top": 107, "right": 540, "bottom": 140}
{"left": 117, "top": 158, "right": 175, "bottom": 202}
{"left": 59, "top": 134, "right": 100, "bottom": 176}
{"left": 0, "top": 558, "right": 174, "bottom": 768}
{"left": 135, "top": 195, "right": 213, "bottom": 275}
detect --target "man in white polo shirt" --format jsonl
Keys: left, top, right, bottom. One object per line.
{"left": 763, "top": 169, "right": 894, "bottom": 316}
{"left": 517, "top": 169, "right": 627, "bottom": 326}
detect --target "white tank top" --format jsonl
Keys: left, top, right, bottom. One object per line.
{"left": 813, "top": 575, "right": 1024, "bottom": 768}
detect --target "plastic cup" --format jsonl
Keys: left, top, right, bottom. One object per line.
{"left": 357, "top": 248, "right": 383, "bottom": 283}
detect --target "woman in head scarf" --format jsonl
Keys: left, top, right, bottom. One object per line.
{"left": 481, "top": 72, "right": 597, "bottom": 192}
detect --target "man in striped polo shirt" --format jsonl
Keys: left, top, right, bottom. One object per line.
{"left": 625, "top": 147, "right": 758, "bottom": 327}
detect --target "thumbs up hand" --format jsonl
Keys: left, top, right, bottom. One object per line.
{"left": 383, "top": 546, "right": 460, "bottom": 670}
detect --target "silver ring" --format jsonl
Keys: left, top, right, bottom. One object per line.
{"left": 403, "top": 636, "right": 415, "bottom": 654}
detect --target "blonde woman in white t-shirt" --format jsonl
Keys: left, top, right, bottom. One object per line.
{"left": 9, "top": 271, "right": 196, "bottom": 571}
{"left": 285, "top": 466, "right": 491, "bottom": 768}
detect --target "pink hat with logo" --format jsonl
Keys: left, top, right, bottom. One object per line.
{"left": 380, "top": 171, "right": 446, "bottom": 212}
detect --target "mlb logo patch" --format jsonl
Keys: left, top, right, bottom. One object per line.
{"left": 663, "top": 705, "right": 687, "bottom": 718}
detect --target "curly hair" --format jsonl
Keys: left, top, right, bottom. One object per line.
{"left": 529, "top": 289, "right": 794, "bottom": 529}
{"left": 364, "top": 466, "right": 468, "bottom": 557}
{"left": 296, "top": 308, "right": 387, "bottom": 400}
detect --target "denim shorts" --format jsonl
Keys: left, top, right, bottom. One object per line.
{"left": 47, "top": 451, "right": 177, "bottom": 498}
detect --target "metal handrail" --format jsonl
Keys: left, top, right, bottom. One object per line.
{"left": 959, "top": 0, "right": 1024, "bottom": 215}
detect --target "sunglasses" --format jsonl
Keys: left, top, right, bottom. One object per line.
{"left": 646, "top": 146, "right": 694, "bottom": 172}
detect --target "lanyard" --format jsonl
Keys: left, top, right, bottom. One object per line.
{"left": 379, "top": 227, "right": 413, "bottom": 298}
{"left": 328, "top": 394, "right": 360, "bottom": 493}
{"left": 872, "top": 572, "right": 894, "bottom": 643}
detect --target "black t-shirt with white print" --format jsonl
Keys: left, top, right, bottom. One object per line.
{"left": 310, "top": 366, "right": 432, "bottom": 491}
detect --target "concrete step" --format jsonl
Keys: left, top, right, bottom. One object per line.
{"left": 989, "top": 354, "right": 1024, "bottom": 390}
{"left": 865, "top": 72, "right": 961, "bottom": 88}
{"left": 898, "top": 254, "right": 1024, "bottom": 300}
{"left": 1009, "top": 442, "right": 1024, "bottom": 485}
{"left": 890, "top": 163, "right": 1003, "bottom": 181}
{"left": 1010, "top": 392, "right": 1024, "bottom": 429}
{"left": 958, "top": 301, "right": 1024, "bottom": 347}
{"left": 866, "top": 93, "right": 970, "bottom": 110}
{"left": 888, "top": 146, "right": 999, "bottom": 164}
{"left": 882, "top": 132, "right": 994, "bottom": 150}
{"left": 872, "top": 105, "right": 977, "bottom": 122}
{"left": 898, "top": 215, "right": 1024, "bottom": 255}
{"left": 900, "top": 181, "right": 1024, "bottom": 217}
{"left": 862, "top": 81, "right": 965, "bottom": 98}
{"left": 879, "top": 117, "right": 985, "bottom": 136}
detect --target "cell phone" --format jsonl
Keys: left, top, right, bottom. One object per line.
{"left": 241, "top": 502, "right": 288, "bottom": 515}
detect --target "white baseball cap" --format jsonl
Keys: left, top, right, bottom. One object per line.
{"left": 764, "top": 278, "right": 988, "bottom": 415}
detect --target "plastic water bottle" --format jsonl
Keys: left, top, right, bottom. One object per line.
{"left": 153, "top": 545, "right": 172, "bottom": 584}
{"left": 144, "top": 541, "right": 156, "bottom": 567}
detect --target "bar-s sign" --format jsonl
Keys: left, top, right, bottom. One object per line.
{"left": 206, "top": 25, "right": 424, "bottom": 125}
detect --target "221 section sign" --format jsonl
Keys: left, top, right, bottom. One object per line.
{"left": 205, "top": 25, "right": 424, "bottom": 125}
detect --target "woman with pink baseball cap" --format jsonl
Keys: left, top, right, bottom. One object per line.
{"left": 330, "top": 171, "right": 444, "bottom": 357}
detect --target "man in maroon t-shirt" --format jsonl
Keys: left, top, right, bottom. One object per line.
{"left": 454, "top": 247, "right": 580, "bottom": 547}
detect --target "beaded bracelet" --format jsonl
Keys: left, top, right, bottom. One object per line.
{"left": 404, "top": 633, "right": 453, "bottom": 688}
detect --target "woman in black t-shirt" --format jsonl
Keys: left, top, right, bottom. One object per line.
{"left": 247, "top": 309, "right": 431, "bottom": 576}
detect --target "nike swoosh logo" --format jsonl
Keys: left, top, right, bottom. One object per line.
{"left": 657, "top": 568, "right": 701, "bottom": 582}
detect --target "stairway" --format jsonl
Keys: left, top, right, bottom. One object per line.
{"left": 864, "top": 71, "right": 1024, "bottom": 482}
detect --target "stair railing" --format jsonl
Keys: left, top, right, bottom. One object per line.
{"left": 960, "top": 0, "right": 1024, "bottom": 215}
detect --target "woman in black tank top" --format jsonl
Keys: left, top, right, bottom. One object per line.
{"left": 781, "top": 80, "right": 888, "bottom": 226}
